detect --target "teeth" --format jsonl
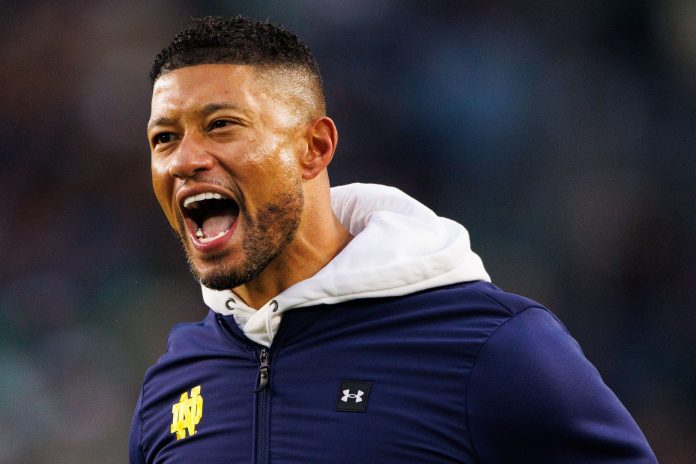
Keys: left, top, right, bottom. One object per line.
{"left": 195, "top": 228, "right": 204, "bottom": 238}
{"left": 183, "top": 192, "right": 224, "bottom": 209}
{"left": 198, "top": 230, "right": 228, "bottom": 243}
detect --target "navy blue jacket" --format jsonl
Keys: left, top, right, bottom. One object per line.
{"left": 129, "top": 281, "right": 656, "bottom": 463}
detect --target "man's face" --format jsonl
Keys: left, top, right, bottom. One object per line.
{"left": 147, "top": 64, "right": 306, "bottom": 290}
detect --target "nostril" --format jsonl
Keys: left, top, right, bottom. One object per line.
{"left": 169, "top": 157, "right": 210, "bottom": 180}
{"left": 168, "top": 149, "right": 215, "bottom": 181}
{"left": 169, "top": 169, "right": 191, "bottom": 181}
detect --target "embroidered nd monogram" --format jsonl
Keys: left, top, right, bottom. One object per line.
{"left": 171, "top": 385, "right": 203, "bottom": 440}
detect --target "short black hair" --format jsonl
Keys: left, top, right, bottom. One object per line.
{"left": 150, "top": 15, "right": 322, "bottom": 88}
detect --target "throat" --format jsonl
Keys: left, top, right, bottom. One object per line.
{"left": 186, "top": 198, "right": 239, "bottom": 241}
{"left": 200, "top": 214, "right": 234, "bottom": 238}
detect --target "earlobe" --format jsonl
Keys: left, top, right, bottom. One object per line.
{"left": 302, "top": 116, "right": 338, "bottom": 180}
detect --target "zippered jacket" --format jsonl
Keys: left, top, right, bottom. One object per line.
{"left": 130, "top": 184, "right": 656, "bottom": 463}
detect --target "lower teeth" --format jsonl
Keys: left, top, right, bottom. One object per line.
{"left": 196, "top": 229, "right": 228, "bottom": 243}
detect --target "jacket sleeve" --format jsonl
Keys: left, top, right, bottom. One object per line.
{"left": 466, "top": 307, "right": 657, "bottom": 463}
{"left": 129, "top": 389, "right": 147, "bottom": 464}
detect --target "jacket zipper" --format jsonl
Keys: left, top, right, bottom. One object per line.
{"left": 256, "top": 349, "right": 270, "bottom": 392}
{"left": 254, "top": 348, "right": 271, "bottom": 464}
{"left": 215, "top": 315, "right": 272, "bottom": 463}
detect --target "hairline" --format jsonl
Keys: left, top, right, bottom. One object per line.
{"left": 154, "top": 61, "right": 326, "bottom": 118}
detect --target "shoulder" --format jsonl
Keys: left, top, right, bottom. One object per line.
{"left": 415, "top": 280, "right": 549, "bottom": 317}
{"left": 409, "top": 281, "right": 554, "bottom": 339}
{"left": 461, "top": 294, "right": 656, "bottom": 463}
{"left": 137, "top": 310, "right": 233, "bottom": 404}
{"left": 462, "top": 281, "right": 552, "bottom": 316}
{"left": 130, "top": 311, "right": 254, "bottom": 461}
{"left": 160, "top": 310, "right": 221, "bottom": 355}
{"left": 342, "top": 281, "right": 557, "bottom": 368}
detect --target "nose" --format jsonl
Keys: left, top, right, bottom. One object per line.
{"left": 168, "top": 132, "right": 215, "bottom": 180}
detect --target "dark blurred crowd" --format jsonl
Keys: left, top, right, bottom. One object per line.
{"left": 1, "top": 1, "right": 694, "bottom": 462}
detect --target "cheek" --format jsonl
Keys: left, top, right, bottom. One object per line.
{"left": 274, "top": 146, "right": 304, "bottom": 185}
{"left": 245, "top": 151, "right": 299, "bottom": 196}
{"left": 236, "top": 140, "right": 299, "bottom": 185}
{"left": 151, "top": 163, "right": 180, "bottom": 229}
{"left": 277, "top": 145, "right": 298, "bottom": 166}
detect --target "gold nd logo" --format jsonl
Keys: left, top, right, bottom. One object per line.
{"left": 170, "top": 385, "right": 203, "bottom": 440}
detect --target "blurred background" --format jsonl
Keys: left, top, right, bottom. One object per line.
{"left": 1, "top": 0, "right": 694, "bottom": 462}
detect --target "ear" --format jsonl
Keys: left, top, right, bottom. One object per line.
{"left": 300, "top": 116, "right": 338, "bottom": 180}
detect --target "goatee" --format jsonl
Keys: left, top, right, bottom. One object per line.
{"left": 179, "top": 187, "right": 303, "bottom": 291}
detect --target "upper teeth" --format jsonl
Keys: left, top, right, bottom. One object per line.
{"left": 183, "top": 192, "right": 225, "bottom": 209}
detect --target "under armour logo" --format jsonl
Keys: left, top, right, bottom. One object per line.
{"left": 336, "top": 381, "right": 371, "bottom": 412}
{"left": 341, "top": 389, "right": 364, "bottom": 403}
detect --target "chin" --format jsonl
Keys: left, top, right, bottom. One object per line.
{"left": 189, "top": 256, "right": 255, "bottom": 291}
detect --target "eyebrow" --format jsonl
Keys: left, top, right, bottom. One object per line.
{"left": 201, "top": 102, "right": 242, "bottom": 116}
{"left": 147, "top": 116, "right": 175, "bottom": 131}
{"left": 147, "top": 102, "right": 244, "bottom": 131}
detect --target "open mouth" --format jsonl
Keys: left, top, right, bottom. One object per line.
{"left": 181, "top": 192, "right": 239, "bottom": 244}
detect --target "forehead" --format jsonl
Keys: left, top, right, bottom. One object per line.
{"left": 150, "top": 64, "right": 262, "bottom": 117}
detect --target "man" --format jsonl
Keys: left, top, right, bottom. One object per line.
{"left": 130, "top": 16, "right": 657, "bottom": 463}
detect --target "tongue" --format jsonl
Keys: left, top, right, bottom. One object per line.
{"left": 201, "top": 212, "right": 235, "bottom": 237}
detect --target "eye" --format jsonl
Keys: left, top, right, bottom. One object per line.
{"left": 152, "top": 132, "right": 176, "bottom": 146}
{"left": 208, "top": 119, "right": 237, "bottom": 130}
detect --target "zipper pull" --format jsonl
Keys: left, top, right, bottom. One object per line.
{"left": 255, "top": 349, "right": 270, "bottom": 392}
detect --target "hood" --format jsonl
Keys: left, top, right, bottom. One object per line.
{"left": 202, "top": 183, "right": 490, "bottom": 347}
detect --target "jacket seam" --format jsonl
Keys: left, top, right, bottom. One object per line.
{"left": 471, "top": 288, "right": 515, "bottom": 316}
{"left": 463, "top": 303, "right": 547, "bottom": 464}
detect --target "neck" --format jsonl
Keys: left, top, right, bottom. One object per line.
{"left": 232, "top": 213, "right": 352, "bottom": 309}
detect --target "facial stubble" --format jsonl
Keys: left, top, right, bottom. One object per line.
{"left": 179, "top": 185, "right": 304, "bottom": 291}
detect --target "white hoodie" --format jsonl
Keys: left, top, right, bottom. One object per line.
{"left": 202, "top": 183, "right": 490, "bottom": 347}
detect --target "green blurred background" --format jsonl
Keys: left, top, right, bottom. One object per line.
{"left": 1, "top": 1, "right": 694, "bottom": 462}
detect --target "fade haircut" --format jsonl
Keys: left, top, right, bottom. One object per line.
{"left": 151, "top": 16, "right": 325, "bottom": 113}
